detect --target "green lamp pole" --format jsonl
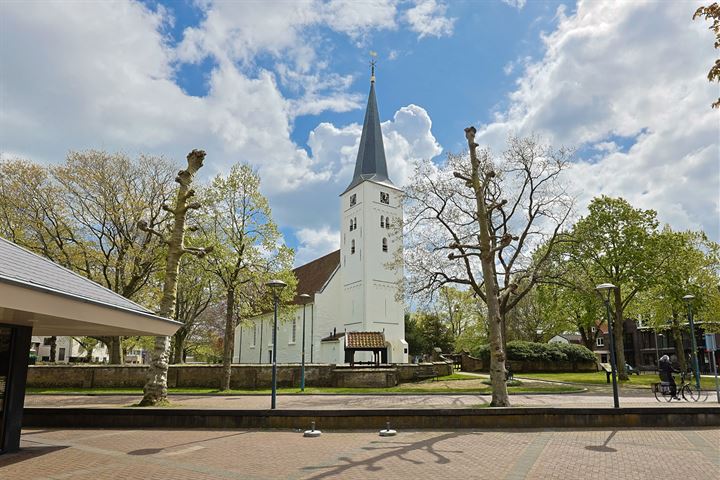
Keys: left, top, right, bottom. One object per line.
{"left": 683, "top": 294, "right": 701, "bottom": 390}
{"left": 266, "top": 279, "right": 287, "bottom": 410}
{"left": 597, "top": 283, "right": 620, "bottom": 408}
{"left": 298, "top": 293, "right": 311, "bottom": 392}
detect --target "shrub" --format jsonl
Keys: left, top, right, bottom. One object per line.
{"left": 471, "top": 341, "right": 595, "bottom": 363}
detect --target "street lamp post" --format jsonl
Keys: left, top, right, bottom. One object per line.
{"left": 266, "top": 279, "right": 287, "bottom": 410}
{"left": 683, "top": 294, "right": 701, "bottom": 390}
{"left": 298, "top": 293, "right": 311, "bottom": 392}
{"left": 597, "top": 283, "right": 620, "bottom": 409}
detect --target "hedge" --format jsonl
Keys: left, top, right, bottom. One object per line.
{"left": 472, "top": 341, "right": 596, "bottom": 363}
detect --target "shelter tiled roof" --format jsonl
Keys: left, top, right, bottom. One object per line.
{"left": 292, "top": 249, "right": 340, "bottom": 304}
{"left": 346, "top": 331, "right": 386, "bottom": 349}
{"left": 0, "top": 236, "right": 153, "bottom": 314}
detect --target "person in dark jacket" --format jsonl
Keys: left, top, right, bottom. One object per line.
{"left": 659, "top": 354, "right": 680, "bottom": 399}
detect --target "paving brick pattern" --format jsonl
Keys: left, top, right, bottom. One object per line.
{"left": 2, "top": 428, "right": 717, "bottom": 479}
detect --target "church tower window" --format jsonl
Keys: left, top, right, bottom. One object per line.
{"left": 380, "top": 215, "right": 384, "bottom": 228}
{"left": 385, "top": 216, "right": 390, "bottom": 229}
{"left": 351, "top": 239, "right": 356, "bottom": 254}
{"left": 380, "top": 192, "right": 390, "bottom": 204}
{"left": 382, "top": 237, "right": 388, "bottom": 252}
{"left": 350, "top": 194, "right": 357, "bottom": 207}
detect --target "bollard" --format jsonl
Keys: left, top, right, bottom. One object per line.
{"left": 304, "top": 421, "right": 322, "bottom": 437}
{"left": 379, "top": 421, "right": 397, "bottom": 437}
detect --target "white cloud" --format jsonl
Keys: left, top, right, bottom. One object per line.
{"left": 0, "top": 0, "right": 446, "bottom": 264}
{"left": 405, "top": 0, "right": 455, "bottom": 39}
{"left": 295, "top": 226, "right": 340, "bottom": 266}
{"left": 476, "top": 0, "right": 719, "bottom": 239}
{"left": 501, "top": 0, "right": 527, "bottom": 9}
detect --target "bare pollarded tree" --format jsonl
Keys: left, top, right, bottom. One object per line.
{"left": 401, "top": 129, "right": 573, "bottom": 406}
{"left": 138, "top": 149, "right": 213, "bottom": 406}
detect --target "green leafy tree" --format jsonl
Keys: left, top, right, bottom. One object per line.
{"left": 560, "top": 196, "right": 672, "bottom": 379}
{"left": 200, "top": 164, "right": 295, "bottom": 391}
{"left": 630, "top": 229, "right": 720, "bottom": 370}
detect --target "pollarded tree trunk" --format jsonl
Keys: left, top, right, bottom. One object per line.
{"left": 221, "top": 287, "right": 236, "bottom": 391}
{"left": 139, "top": 149, "right": 210, "bottom": 406}
{"left": 465, "top": 127, "right": 510, "bottom": 407}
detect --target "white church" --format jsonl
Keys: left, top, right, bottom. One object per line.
{"left": 233, "top": 70, "right": 408, "bottom": 365}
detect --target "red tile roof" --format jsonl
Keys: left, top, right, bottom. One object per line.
{"left": 346, "top": 331, "right": 386, "bottom": 349}
{"left": 292, "top": 249, "right": 340, "bottom": 305}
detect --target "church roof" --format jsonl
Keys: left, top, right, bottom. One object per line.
{"left": 342, "top": 77, "right": 395, "bottom": 194}
{"left": 292, "top": 249, "right": 340, "bottom": 304}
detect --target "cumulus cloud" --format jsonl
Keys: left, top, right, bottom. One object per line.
{"left": 295, "top": 226, "right": 341, "bottom": 266}
{"left": 477, "top": 1, "right": 719, "bottom": 238}
{"left": 0, "top": 0, "right": 446, "bottom": 264}
{"left": 405, "top": 0, "right": 456, "bottom": 39}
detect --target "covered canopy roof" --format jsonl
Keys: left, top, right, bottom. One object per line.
{"left": 0, "top": 237, "right": 180, "bottom": 336}
{"left": 345, "top": 331, "right": 386, "bottom": 350}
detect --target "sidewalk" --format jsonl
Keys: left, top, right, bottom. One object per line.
{"left": 24, "top": 392, "right": 719, "bottom": 409}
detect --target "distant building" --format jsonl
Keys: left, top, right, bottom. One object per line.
{"left": 31, "top": 336, "right": 109, "bottom": 363}
{"left": 548, "top": 334, "right": 583, "bottom": 345}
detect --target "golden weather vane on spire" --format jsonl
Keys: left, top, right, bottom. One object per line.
{"left": 370, "top": 51, "right": 377, "bottom": 83}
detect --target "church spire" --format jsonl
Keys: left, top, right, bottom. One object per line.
{"left": 342, "top": 55, "right": 394, "bottom": 194}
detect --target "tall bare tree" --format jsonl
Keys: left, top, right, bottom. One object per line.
{"left": 401, "top": 130, "right": 573, "bottom": 406}
{"left": 139, "top": 149, "right": 213, "bottom": 406}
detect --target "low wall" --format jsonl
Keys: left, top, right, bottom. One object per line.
{"left": 459, "top": 353, "right": 596, "bottom": 373}
{"left": 23, "top": 406, "right": 720, "bottom": 430}
{"left": 26, "top": 362, "right": 453, "bottom": 389}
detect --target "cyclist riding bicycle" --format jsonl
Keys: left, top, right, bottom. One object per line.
{"left": 658, "top": 354, "right": 680, "bottom": 400}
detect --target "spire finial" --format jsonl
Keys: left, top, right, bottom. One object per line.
{"left": 370, "top": 51, "right": 377, "bottom": 83}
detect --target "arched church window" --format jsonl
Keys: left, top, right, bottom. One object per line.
{"left": 351, "top": 239, "right": 356, "bottom": 254}
{"left": 380, "top": 215, "right": 384, "bottom": 228}
{"left": 349, "top": 219, "right": 353, "bottom": 231}
{"left": 385, "top": 216, "right": 390, "bottom": 229}
{"left": 382, "top": 237, "right": 388, "bottom": 252}
{"left": 353, "top": 217, "right": 357, "bottom": 230}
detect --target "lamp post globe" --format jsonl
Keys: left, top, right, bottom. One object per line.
{"left": 596, "top": 283, "right": 620, "bottom": 409}
{"left": 298, "top": 293, "right": 311, "bottom": 392}
{"left": 265, "top": 279, "right": 287, "bottom": 409}
{"left": 683, "top": 294, "right": 701, "bottom": 389}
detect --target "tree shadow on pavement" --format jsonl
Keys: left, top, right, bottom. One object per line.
{"left": 127, "top": 430, "right": 251, "bottom": 455}
{"left": 301, "top": 431, "right": 478, "bottom": 479}
{"left": 584, "top": 430, "right": 618, "bottom": 453}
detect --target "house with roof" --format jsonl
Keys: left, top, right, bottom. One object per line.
{"left": 233, "top": 69, "right": 408, "bottom": 365}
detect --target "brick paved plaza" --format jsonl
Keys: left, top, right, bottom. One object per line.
{"left": 1, "top": 427, "right": 718, "bottom": 479}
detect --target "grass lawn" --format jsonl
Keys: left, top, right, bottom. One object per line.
{"left": 517, "top": 371, "right": 718, "bottom": 390}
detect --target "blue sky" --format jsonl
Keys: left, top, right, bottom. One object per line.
{"left": 1, "top": 0, "right": 718, "bottom": 265}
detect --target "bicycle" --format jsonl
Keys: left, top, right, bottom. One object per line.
{"left": 652, "top": 372, "right": 707, "bottom": 402}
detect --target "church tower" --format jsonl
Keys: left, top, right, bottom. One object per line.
{"left": 339, "top": 63, "right": 408, "bottom": 363}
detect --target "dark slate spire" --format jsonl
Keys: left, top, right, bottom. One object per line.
{"left": 342, "top": 64, "right": 394, "bottom": 194}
